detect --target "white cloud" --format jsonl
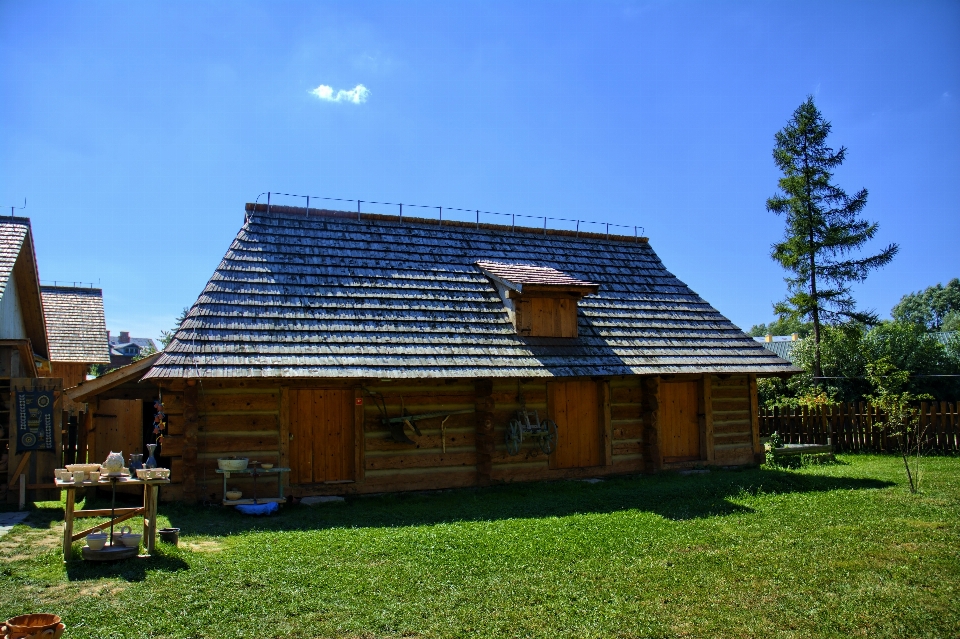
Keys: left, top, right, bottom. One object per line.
{"left": 309, "top": 84, "right": 370, "bottom": 104}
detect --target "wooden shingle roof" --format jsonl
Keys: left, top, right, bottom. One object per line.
{"left": 144, "top": 204, "right": 798, "bottom": 379}
{"left": 0, "top": 220, "right": 29, "bottom": 298}
{"left": 41, "top": 286, "right": 111, "bottom": 364}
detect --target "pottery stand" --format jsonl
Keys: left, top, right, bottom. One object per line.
{"left": 56, "top": 476, "right": 170, "bottom": 561}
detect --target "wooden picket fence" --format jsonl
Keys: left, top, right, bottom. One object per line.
{"left": 760, "top": 402, "right": 960, "bottom": 453}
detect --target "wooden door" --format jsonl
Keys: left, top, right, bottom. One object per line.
{"left": 93, "top": 399, "right": 143, "bottom": 466}
{"left": 548, "top": 380, "right": 601, "bottom": 468}
{"left": 660, "top": 381, "right": 701, "bottom": 462}
{"left": 289, "top": 389, "right": 354, "bottom": 484}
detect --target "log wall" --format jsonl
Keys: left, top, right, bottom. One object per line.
{"left": 139, "top": 373, "right": 762, "bottom": 502}
{"left": 710, "top": 374, "right": 761, "bottom": 465}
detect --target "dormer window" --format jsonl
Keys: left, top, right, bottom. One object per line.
{"left": 476, "top": 261, "right": 599, "bottom": 338}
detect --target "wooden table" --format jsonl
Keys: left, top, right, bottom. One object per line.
{"left": 215, "top": 467, "right": 291, "bottom": 505}
{"left": 56, "top": 476, "right": 171, "bottom": 561}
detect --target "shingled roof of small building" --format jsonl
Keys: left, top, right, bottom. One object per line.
{"left": 475, "top": 260, "right": 599, "bottom": 292}
{"left": 41, "top": 286, "right": 111, "bottom": 364}
{"left": 0, "top": 217, "right": 49, "bottom": 357}
{"left": 144, "top": 204, "right": 798, "bottom": 379}
{"left": 0, "top": 220, "right": 30, "bottom": 298}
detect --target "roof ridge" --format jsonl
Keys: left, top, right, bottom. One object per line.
{"left": 243, "top": 203, "right": 650, "bottom": 245}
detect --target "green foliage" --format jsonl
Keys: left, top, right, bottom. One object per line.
{"left": 748, "top": 316, "right": 813, "bottom": 338}
{"left": 760, "top": 321, "right": 960, "bottom": 407}
{"left": 766, "top": 97, "right": 898, "bottom": 376}
{"left": 159, "top": 307, "right": 191, "bottom": 349}
{"left": 865, "top": 358, "right": 933, "bottom": 493}
{"left": 892, "top": 278, "right": 960, "bottom": 331}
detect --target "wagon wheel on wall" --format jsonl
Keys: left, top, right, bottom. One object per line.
{"left": 539, "top": 419, "right": 558, "bottom": 455}
{"left": 506, "top": 419, "right": 523, "bottom": 456}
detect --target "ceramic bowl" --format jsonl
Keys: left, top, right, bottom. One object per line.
{"left": 119, "top": 533, "right": 142, "bottom": 548}
{"left": 260, "top": 463, "right": 274, "bottom": 470}
{"left": 136, "top": 468, "right": 152, "bottom": 479}
{"left": 65, "top": 463, "right": 100, "bottom": 473}
{"left": 86, "top": 533, "right": 108, "bottom": 551}
{"left": 217, "top": 458, "right": 248, "bottom": 471}
{"left": 225, "top": 490, "right": 242, "bottom": 501}
{"left": 4, "top": 613, "right": 61, "bottom": 636}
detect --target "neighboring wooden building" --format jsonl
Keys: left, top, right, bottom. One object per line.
{"left": 0, "top": 218, "right": 59, "bottom": 502}
{"left": 73, "top": 204, "right": 796, "bottom": 503}
{"left": 40, "top": 285, "right": 110, "bottom": 401}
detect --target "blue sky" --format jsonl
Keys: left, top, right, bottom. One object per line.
{"left": 1, "top": 0, "right": 958, "bottom": 343}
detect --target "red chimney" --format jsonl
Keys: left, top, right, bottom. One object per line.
{"left": 119, "top": 331, "right": 130, "bottom": 343}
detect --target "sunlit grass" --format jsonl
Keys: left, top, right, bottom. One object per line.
{"left": 2, "top": 454, "right": 958, "bottom": 638}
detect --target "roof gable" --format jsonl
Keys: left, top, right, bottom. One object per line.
{"left": 0, "top": 217, "right": 48, "bottom": 357}
{"left": 144, "top": 204, "right": 797, "bottom": 379}
{"left": 41, "top": 286, "right": 111, "bottom": 364}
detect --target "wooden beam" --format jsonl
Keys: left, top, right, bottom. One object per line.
{"left": 702, "top": 375, "right": 715, "bottom": 462}
{"left": 71, "top": 509, "right": 141, "bottom": 542}
{"left": 182, "top": 383, "right": 200, "bottom": 501}
{"left": 73, "top": 507, "right": 143, "bottom": 518}
{"left": 279, "top": 386, "right": 290, "bottom": 492}
{"left": 64, "top": 352, "right": 160, "bottom": 403}
{"left": 640, "top": 377, "right": 661, "bottom": 473}
{"left": 749, "top": 374, "right": 762, "bottom": 464}
{"left": 474, "top": 379, "right": 494, "bottom": 486}
{"left": 353, "top": 387, "right": 364, "bottom": 482}
{"left": 7, "top": 451, "right": 31, "bottom": 488}
{"left": 600, "top": 380, "right": 612, "bottom": 466}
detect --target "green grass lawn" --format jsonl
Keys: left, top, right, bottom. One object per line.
{"left": 1, "top": 454, "right": 958, "bottom": 639}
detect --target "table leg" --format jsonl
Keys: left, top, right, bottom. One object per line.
{"left": 278, "top": 473, "right": 284, "bottom": 499}
{"left": 144, "top": 484, "right": 159, "bottom": 555}
{"left": 62, "top": 488, "right": 75, "bottom": 561}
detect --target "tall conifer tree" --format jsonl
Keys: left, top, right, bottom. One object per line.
{"left": 767, "top": 97, "right": 898, "bottom": 378}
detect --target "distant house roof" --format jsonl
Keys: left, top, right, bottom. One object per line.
{"left": 144, "top": 204, "right": 797, "bottom": 380}
{"left": 755, "top": 338, "right": 797, "bottom": 362}
{"left": 0, "top": 217, "right": 48, "bottom": 357}
{"left": 40, "top": 286, "right": 111, "bottom": 364}
{"left": 108, "top": 336, "right": 157, "bottom": 350}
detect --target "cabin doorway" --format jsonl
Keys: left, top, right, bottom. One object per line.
{"left": 547, "top": 380, "right": 602, "bottom": 469}
{"left": 660, "top": 380, "right": 701, "bottom": 463}
{"left": 289, "top": 389, "right": 355, "bottom": 484}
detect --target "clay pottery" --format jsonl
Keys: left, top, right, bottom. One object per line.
{"left": 260, "top": 463, "right": 274, "bottom": 470}
{"left": 86, "top": 529, "right": 108, "bottom": 551}
{"left": 101, "top": 451, "right": 125, "bottom": 474}
{"left": 3, "top": 614, "right": 61, "bottom": 637}
{"left": 217, "top": 458, "right": 248, "bottom": 471}
{"left": 225, "top": 490, "right": 242, "bottom": 500}
{"left": 117, "top": 525, "right": 141, "bottom": 549}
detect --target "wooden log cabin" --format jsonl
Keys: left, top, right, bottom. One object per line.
{"left": 0, "top": 217, "right": 60, "bottom": 503}
{"left": 70, "top": 204, "right": 797, "bottom": 503}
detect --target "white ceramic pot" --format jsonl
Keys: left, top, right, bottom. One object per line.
{"left": 101, "top": 451, "right": 125, "bottom": 473}
{"left": 86, "top": 530, "right": 107, "bottom": 551}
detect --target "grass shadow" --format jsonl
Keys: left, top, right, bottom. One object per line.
{"left": 158, "top": 466, "right": 895, "bottom": 539}
{"left": 64, "top": 550, "right": 189, "bottom": 582}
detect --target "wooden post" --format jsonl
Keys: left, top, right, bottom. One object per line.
{"left": 600, "top": 380, "right": 613, "bottom": 466}
{"left": 19, "top": 474, "right": 26, "bottom": 510}
{"left": 279, "top": 387, "right": 290, "bottom": 492}
{"left": 353, "top": 387, "right": 364, "bottom": 482}
{"left": 474, "top": 379, "right": 494, "bottom": 485}
{"left": 182, "top": 382, "right": 200, "bottom": 502}
{"left": 144, "top": 484, "right": 159, "bottom": 555}
{"left": 640, "top": 376, "right": 661, "bottom": 473}
{"left": 701, "top": 375, "right": 714, "bottom": 462}
{"left": 62, "top": 487, "right": 75, "bottom": 561}
{"left": 748, "top": 375, "right": 762, "bottom": 463}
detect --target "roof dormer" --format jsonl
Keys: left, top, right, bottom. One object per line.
{"left": 476, "top": 260, "right": 599, "bottom": 338}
